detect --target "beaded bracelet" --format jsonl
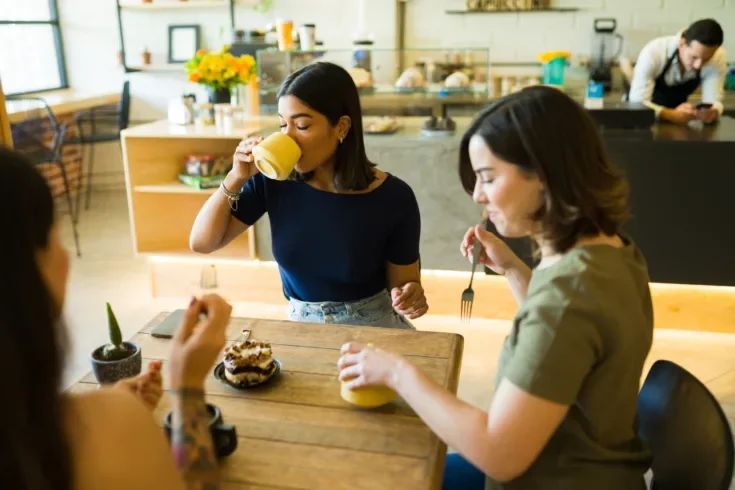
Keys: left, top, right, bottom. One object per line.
{"left": 220, "top": 181, "right": 240, "bottom": 211}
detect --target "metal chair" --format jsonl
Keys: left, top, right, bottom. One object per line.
{"left": 638, "top": 360, "right": 734, "bottom": 490}
{"left": 67, "top": 80, "right": 131, "bottom": 213}
{"left": 8, "top": 96, "right": 81, "bottom": 257}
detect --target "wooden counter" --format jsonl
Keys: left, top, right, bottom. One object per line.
{"left": 123, "top": 117, "right": 735, "bottom": 332}
{"left": 0, "top": 79, "right": 11, "bottom": 147}
{"left": 121, "top": 119, "right": 275, "bottom": 261}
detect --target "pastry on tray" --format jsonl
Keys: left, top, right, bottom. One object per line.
{"left": 364, "top": 116, "right": 398, "bottom": 134}
{"left": 222, "top": 339, "right": 277, "bottom": 385}
{"left": 349, "top": 67, "right": 373, "bottom": 88}
{"left": 444, "top": 71, "right": 471, "bottom": 89}
{"left": 395, "top": 67, "right": 425, "bottom": 89}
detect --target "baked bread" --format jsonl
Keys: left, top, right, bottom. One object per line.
{"left": 364, "top": 116, "right": 398, "bottom": 133}
{"left": 349, "top": 68, "right": 373, "bottom": 88}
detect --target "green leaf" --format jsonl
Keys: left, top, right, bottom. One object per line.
{"left": 106, "top": 302, "right": 123, "bottom": 348}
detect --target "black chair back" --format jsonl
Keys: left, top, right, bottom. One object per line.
{"left": 117, "top": 80, "right": 131, "bottom": 131}
{"left": 638, "top": 360, "right": 734, "bottom": 490}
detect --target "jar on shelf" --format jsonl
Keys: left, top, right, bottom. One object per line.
{"left": 352, "top": 40, "right": 373, "bottom": 74}
{"left": 194, "top": 104, "right": 215, "bottom": 127}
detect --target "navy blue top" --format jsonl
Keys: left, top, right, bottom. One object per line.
{"left": 231, "top": 173, "right": 421, "bottom": 302}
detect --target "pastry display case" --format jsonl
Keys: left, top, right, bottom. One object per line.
{"left": 256, "top": 47, "right": 491, "bottom": 117}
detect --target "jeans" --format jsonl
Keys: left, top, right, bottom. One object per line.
{"left": 287, "top": 290, "right": 414, "bottom": 329}
{"left": 443, "top": 453, "right": 486, "bottom": 490}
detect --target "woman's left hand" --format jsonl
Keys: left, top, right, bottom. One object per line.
{"left": 337, "top": 343, "right": 408, "bottom": 390}
{"left": 115, "top": 360, "right": 164, "bottom": 411}
{"left": 391, "top": 282, "right": 428, "bottom": 320}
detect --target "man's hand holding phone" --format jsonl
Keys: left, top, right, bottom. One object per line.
{"left": 695, "top": 103, "right": 719, "bottom": 124}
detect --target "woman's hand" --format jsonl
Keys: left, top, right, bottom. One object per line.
{"left": 169, "top": 294, "right": 232, "bottom": 391}
{"left": 460, "top": 224, "right": 523, "bottom": 276}
{"left": 115, "top": 360, "right": 163, "bottom": 411}
{"left": 337, "top": 343, "right": 409, "bottom": 390}
{"left": 231, "top": 136, "right": 263, "bottom": 182}
{"left": 391, "top": 282, "right": 428, "bottom": 320}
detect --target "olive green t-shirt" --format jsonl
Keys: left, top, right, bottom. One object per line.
{"left": 487, "top": 238, "right": 653, "bottom": 490}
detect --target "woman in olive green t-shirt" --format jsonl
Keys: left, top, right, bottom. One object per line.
{"left": 337, "top": 86, "right": 654, "bottom": 490}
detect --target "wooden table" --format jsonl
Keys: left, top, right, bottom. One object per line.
{"left": 71, "top": 314, "right": 464, "bottom": 490}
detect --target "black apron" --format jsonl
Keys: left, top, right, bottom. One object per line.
{"left": 651, "top": 50, "right": 702, "bottom": 108}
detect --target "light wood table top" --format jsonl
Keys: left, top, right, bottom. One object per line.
{"left": 6, "top": 89, "right": 120, "bottom": 124}
{"left": 71, "top": 313, "right": 465, "bottom": 490}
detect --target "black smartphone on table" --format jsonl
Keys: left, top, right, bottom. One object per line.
{"left": 151, "top": 309, "right": 186, "bottom": 338}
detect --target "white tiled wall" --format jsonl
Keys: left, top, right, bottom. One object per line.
{"left": 51, "top": 0, "right": 733, "bottom": 187}
{"left": 60, "top": 0, "right": 397, "bottom": 116}
{"left": 405, "top": 0, "right": 735, "bottom": 62}
{"left": 58, "top": 0, "right": 735, "bottom": 116}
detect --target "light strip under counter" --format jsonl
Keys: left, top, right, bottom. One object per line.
{"left": 147, "top": 254, "right": 735, "bottom": 335}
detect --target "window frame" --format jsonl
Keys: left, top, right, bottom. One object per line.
{"left": 0, "top": 0, "right": 69, "bottom": 96}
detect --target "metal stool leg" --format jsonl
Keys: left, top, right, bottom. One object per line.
{"left": 57, "top": 160, "right": 82, "bottom": 258}
{"left": 84, "top": 141, "right": 95, "bottom": 210}
{"left": 74, "top": 142, "right": 86, "bottom": 224}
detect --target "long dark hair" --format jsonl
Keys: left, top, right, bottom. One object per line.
{"left": 277, "top": 62, "right": 376, "bottom": 191}
{"left": 459, "top": 86, "right": 630, "bottom": 254}
{"left": 0, "top": 146, "right": 72, "bottom": 490}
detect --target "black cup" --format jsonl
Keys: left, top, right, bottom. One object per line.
{"left": 163, "top": 403, "right": 238, "bottom": 459}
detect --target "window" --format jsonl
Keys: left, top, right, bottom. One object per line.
{"left": 0, "top": 0, "right": 68, "bottom": 95}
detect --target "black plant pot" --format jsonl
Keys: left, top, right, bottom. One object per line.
{"left": 90, "top": 341, "right": 142, "bottom": 384}
{"left": 208, "top": 87, "right": 231, "bottom": 104}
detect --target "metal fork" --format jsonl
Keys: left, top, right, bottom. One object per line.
{"left": 461, "top": 239, "right": 483, "bottom": 322}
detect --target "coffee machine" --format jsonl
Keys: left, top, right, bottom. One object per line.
{"left": 589, "top": 18, "right": 624, "bottom": 93}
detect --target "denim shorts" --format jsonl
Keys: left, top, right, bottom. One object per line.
{"left": 287, "top": 290, "right": 415, "bottom": 329}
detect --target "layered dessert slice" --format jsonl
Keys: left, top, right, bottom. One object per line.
{"left": 223, "top": 338, "right": 276, "bottom": 385}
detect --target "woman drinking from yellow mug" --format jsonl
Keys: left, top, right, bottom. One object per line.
{"left": 190, "top": 62, "right": 427, "bottom": 327}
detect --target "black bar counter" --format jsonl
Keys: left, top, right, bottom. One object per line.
{"left": 490, "top": 112, "right": 735, "bottom": 287}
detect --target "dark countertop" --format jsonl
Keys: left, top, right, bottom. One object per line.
{"left": 599, "top": 114, "right": 735, "bottom": 143}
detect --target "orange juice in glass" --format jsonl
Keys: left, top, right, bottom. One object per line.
{"left": 276, "top": 19, "right": 295, "bottom": 51}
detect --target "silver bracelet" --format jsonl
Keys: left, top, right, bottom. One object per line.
{"left": 220, "top": 181, "right": 240, "bottom": 211}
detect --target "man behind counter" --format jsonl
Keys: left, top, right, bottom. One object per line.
{"left": 629, "top": 19, "right": 726, "bottom": 125}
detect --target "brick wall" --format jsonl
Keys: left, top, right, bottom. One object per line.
{"left": 11, "top": 113, "right": 81, "bottom": 200}
{"left": 9, "top": 105, "right": 119, "bottom": 200}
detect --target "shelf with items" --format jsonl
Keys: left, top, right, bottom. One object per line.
{"left": 450, "top": 0, "right": 578, "bottom": 13}
{"left": 115, "top": 0, "right": 236, "bottom": 75}
{"left": 119, "top": 0, "right": 230, "bottom": 10}
{"left": 123, "top": 132, "right": 256, "bottom": 260}
{"left": 446, "top": 7, "right": 578, "bottom": 13}
{"left": 256, "top": 47, "right": 491, "bottom": 117}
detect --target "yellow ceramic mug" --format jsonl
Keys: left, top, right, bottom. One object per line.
{"left": 340, "top": 381, "right": 397, "bottom": 408}
{"left": 251, "top": 132, "right": 302, "bottom": 181}
{"left": 339, "top": 344, "right": 397, "bottom": 408}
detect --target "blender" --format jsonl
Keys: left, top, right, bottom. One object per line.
{"left": 589, "top": 18, "right": 624, "bottom": 93}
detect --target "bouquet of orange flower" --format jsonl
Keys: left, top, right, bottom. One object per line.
{"left": 185, "top": 47, "right": 257, "bottom": 91}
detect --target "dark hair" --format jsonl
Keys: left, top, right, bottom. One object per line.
{"left": 459, "top": 86, "right": 630, "bottom": 254}
{"left": 684, "top": 19, "right": 724, "bottom": 47}
{"left": 0, "top": 146, "right": 71, "bottom": 490}
{"left": 277, "top": 62, "right": 376, "bottom": 191}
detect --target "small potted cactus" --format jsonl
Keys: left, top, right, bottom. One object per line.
{"left": 90, "top": 303, "right": 142, "bottom": 384}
